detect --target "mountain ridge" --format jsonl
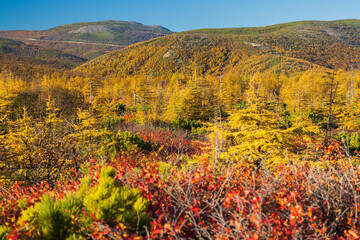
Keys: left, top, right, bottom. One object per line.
{"left": 0, "top": 20, "right": 174, "bottom": 59}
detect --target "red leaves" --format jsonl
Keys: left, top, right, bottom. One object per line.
{"left": 344, "top": 229, "right": 360, "bottom": 240}
{"left": 3, "top": 139, "right": 360, "bottom": 239}
{"left": 135, "top": 127, "right": 206, "bottom": 157}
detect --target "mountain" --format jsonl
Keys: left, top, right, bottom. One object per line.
{"left": 77, "top": 19, "right": 360, "bottom": 78}
{"left": 0, "top": 20, "right": 174, "bottom": 59}
{"left": 0, "top": 36, "right": 87, "bottom": 78}
{"left": 189, "top": 19, "right": 360, "bottom": 69}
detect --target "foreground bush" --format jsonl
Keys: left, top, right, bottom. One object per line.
{"left": 81, "top": 166, "right": 151, "bottom": 234}
{"left": 18, "top": 194, "right": 83, "bottom": 240}
{"left": 10, "top": 166, "right": 150, "bottom": 239}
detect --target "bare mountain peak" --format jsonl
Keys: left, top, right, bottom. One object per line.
{"left": 68, "top": 25, "right": 113, "bottom": 34}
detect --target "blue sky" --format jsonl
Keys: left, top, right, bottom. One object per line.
{"left": 0, "top": 0, "right": 359, "bottom": 32}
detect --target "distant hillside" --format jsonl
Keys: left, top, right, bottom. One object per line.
{"left": 77, "top": 19, "right": 360, "bottom": 78}
{"left": 188, "top": 19, "right": 360, "bottom": 69}
{"left": 0, "top": 37, "right": 86, "bottom": 78}
{"left": 0, "top": 20, "right": 174, "bottom": 59}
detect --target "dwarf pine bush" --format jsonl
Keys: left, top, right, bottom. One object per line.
{"left": 17, "top": 166, "right": 150, "bottom": 238}
{"left": 18, "top": 193, "right": 83, "bottom": 240}
{"left": 0, "top": 226, "right": 10, "bottom": 240}
{"left": 82, "top": 166, "right": 151, "bottom": 234}
{"left": 102, "top": 131, "right": 157, "bottom": 156}
{"left": 339, "top": 132, "right": 360, "bottom": 153}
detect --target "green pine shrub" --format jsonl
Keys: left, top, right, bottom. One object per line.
{"left": 306, "top": 109, "right": 323, "bottom": 123}
{"left": 17, "top": 198, "right": 29, "bottom": 210}
{"left": 17, "top": 166, "right": 150, "bottom": 237}
{"left": 172, "top": 116, "right": 206, "bottom": 136}
{"left": 232, "top": 100, "right": 248, "bottom": 110}
{"left": 172, "top": 116, "right": 203, "bottom": 130}
{"left": 101, "top": 114, "right": 123, "bottom": 130}
{"left": 66, "top": 233, "right": 86, "bottom": 240}
{"left": 191, "top": 126, "right": 207, "bottom": 135}
{"left": 0, "top": 226, "right": 10, "bottom": 240}
{"left": 339, "top": 132, "right": 360, "bottom": 153}
{"left": 348, "top": 133, "right": 360, "bottom": 152}
{"left": 82, "top": 166, "right": 151, "bottom": 234}
{"left": 113, "top": 103, "right": 126, "bottom": 115}
{"left": 18, "top": 193, "right": 84, "bottom": 240}
{"left": 102, "top": 131, "right": 157, "bottom": 156}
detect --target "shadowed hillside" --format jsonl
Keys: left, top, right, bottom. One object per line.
{"left": 0, "top": 37, "right": 86, "bottom": 78}
{"left": 0, "top": 20, "right": 174, "bottom": 59}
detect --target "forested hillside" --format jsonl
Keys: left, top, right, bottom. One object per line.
{"left": 80, "top": 19, "right": 360, "bottom": 76}
{"left": 0, "top": 36, "right": 87, "bottom": 79}
{"left": 2, "top": 20, "right": 360, "bottom": 239}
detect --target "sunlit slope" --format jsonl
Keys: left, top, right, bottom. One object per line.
{"left": 77, "top": 20, "right": 360, "bottom": 78}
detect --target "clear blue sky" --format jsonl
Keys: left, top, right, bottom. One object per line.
{"left": 0, "top": 0, "right": 359, "bottom": 32}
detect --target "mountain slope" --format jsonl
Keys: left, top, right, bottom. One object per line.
{"left": 77, "top": 19, "right": 360, "bottom": 79}
{"left": 0, "top": 20, "right": 174, "bottom": 59}
{"left": 189, "top": 19, "right": 360, "bottom": 69}
{"left": 0, "top": 36, "right": 87, "bottom": 77}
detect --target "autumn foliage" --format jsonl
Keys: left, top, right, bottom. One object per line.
{"left": 4, "top": 19, "right": 360, "bottom": 240}
{"left": 1, "top": 138, "right": 360, "bottom": 239}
